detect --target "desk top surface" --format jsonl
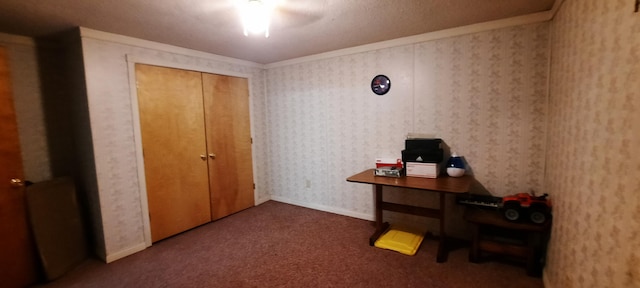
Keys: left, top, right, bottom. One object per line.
{"left": 346, "top": 169, "right": 472, "bottom": 194}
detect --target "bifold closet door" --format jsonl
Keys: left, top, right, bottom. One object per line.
{"left": 135, "top": 64, "right": 211, "bottom": 242}
{"left": 202, "top": 73, "right": 254, "bottom": 220}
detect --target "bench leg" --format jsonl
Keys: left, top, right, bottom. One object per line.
{"left": 469, "top": 224, "right": 480, "bottom": 263}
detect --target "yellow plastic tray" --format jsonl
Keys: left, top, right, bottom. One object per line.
{"left": 374, "top": 226, "right": 425, "bottom": 256}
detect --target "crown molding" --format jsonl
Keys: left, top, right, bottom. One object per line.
{"left": 76, "top": 6, "right": 557, "bottom": 71}
{"left": 265, "top": 11, "right": 553, "bottom": 68}
{"left": 549, "top": 0, "right": 566, "bottom": 19}
{"left": 0, "top": 32, "right": 36, "bottom": 47}
{"left": 79, "top": 27, "right": 265, "bottom": 69}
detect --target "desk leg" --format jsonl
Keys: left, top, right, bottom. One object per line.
{"left": 436, "top": 191, "right": 448, "bottom": 263}
{"left": 369, "top": 184, "right": 389, "bottom": 246}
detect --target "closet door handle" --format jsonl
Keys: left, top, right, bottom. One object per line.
{"left": 200, "top": 154, "right": 206, "bottom": 160}
{"left": 208, "top": 153, "right": 216, "bottom": 159}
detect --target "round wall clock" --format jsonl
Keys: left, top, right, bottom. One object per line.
{"left": 371, "top": 75, "right": 391, "bottom": 95}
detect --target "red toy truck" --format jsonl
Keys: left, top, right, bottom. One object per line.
{"left": 500, "top": 192, "right": 552, "bottom": 224}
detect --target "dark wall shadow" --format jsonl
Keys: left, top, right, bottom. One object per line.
{"left": 34, "top": 28, "right": 100, "bottom": 267}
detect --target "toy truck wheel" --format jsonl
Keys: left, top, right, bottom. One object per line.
{"left": 504, "top": 209, "right": 520, "bottom": 221}
{"left": 529, "top": 207, "right": 548, "bottom": 224}
{"left": 503, "top": 203, "right": 521, "bottom": 221}
{"left": 529, "top": 211, "right": 546, "bottom": 224}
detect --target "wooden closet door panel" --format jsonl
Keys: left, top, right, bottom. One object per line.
{"left": 202, "top": 73, "right": 254, "bottom": 220}
{"left": 135, "top": 64, "right": 211, "bottom": 242}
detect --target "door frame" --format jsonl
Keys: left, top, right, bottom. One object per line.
{"left": 126, "top": 55, "right": 257, "bottom": 247}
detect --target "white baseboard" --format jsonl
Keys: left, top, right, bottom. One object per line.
{"left": 100, "top": 198, "right": 370, "bottom": 263}
{"left": 105, "top": 242, "right": 147, "bottom": 263}
{"left": 270, "top": 196, "right": 374, "bottom": 221}
{"left": 255, "top": 196, "right": 271, "bottom": 206}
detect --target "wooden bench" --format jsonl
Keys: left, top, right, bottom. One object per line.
{"left": 464, "top": 207, "right": 551, "bottom": 277}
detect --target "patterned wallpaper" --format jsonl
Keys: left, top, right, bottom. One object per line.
{"left": 414, "top": 24, "right": 549, "bottom": 196}
{"left": 266, "top": 22, "right": 550, "bottom": 235}
{"left": 544, "top": 0, "right": 640, "bottom": 287}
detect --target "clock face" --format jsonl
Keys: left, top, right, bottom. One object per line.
{"left": 371, "top": 75, "right": 390, "bottom": 95}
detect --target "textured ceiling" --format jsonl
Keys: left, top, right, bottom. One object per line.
{"left": 0, "top": 0, "right": 555, "bottom": 64}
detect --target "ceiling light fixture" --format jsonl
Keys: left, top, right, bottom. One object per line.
{"left": 238, "top": 0, "right": 276, "bottom": 38}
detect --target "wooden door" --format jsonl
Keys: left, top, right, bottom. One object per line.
{"left": 0, "top": 46, "right": 38, "bottom": 286}
{"left": 202, "top": 73, "right": 254, "bottom": 220}
{"left": 135, "top": 64, "right": 211, "bottom": 242}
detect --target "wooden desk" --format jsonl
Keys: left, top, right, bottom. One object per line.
{"left": 346, "top": 169, "right": 472, "bottom": 262}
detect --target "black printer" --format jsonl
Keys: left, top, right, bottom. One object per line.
{"left": 401, "top": 138, "right": 443, "bottom": 164}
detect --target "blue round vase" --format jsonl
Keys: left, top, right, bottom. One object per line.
{"left": 446, "top": 153, "right": 465, "bottom": 177}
